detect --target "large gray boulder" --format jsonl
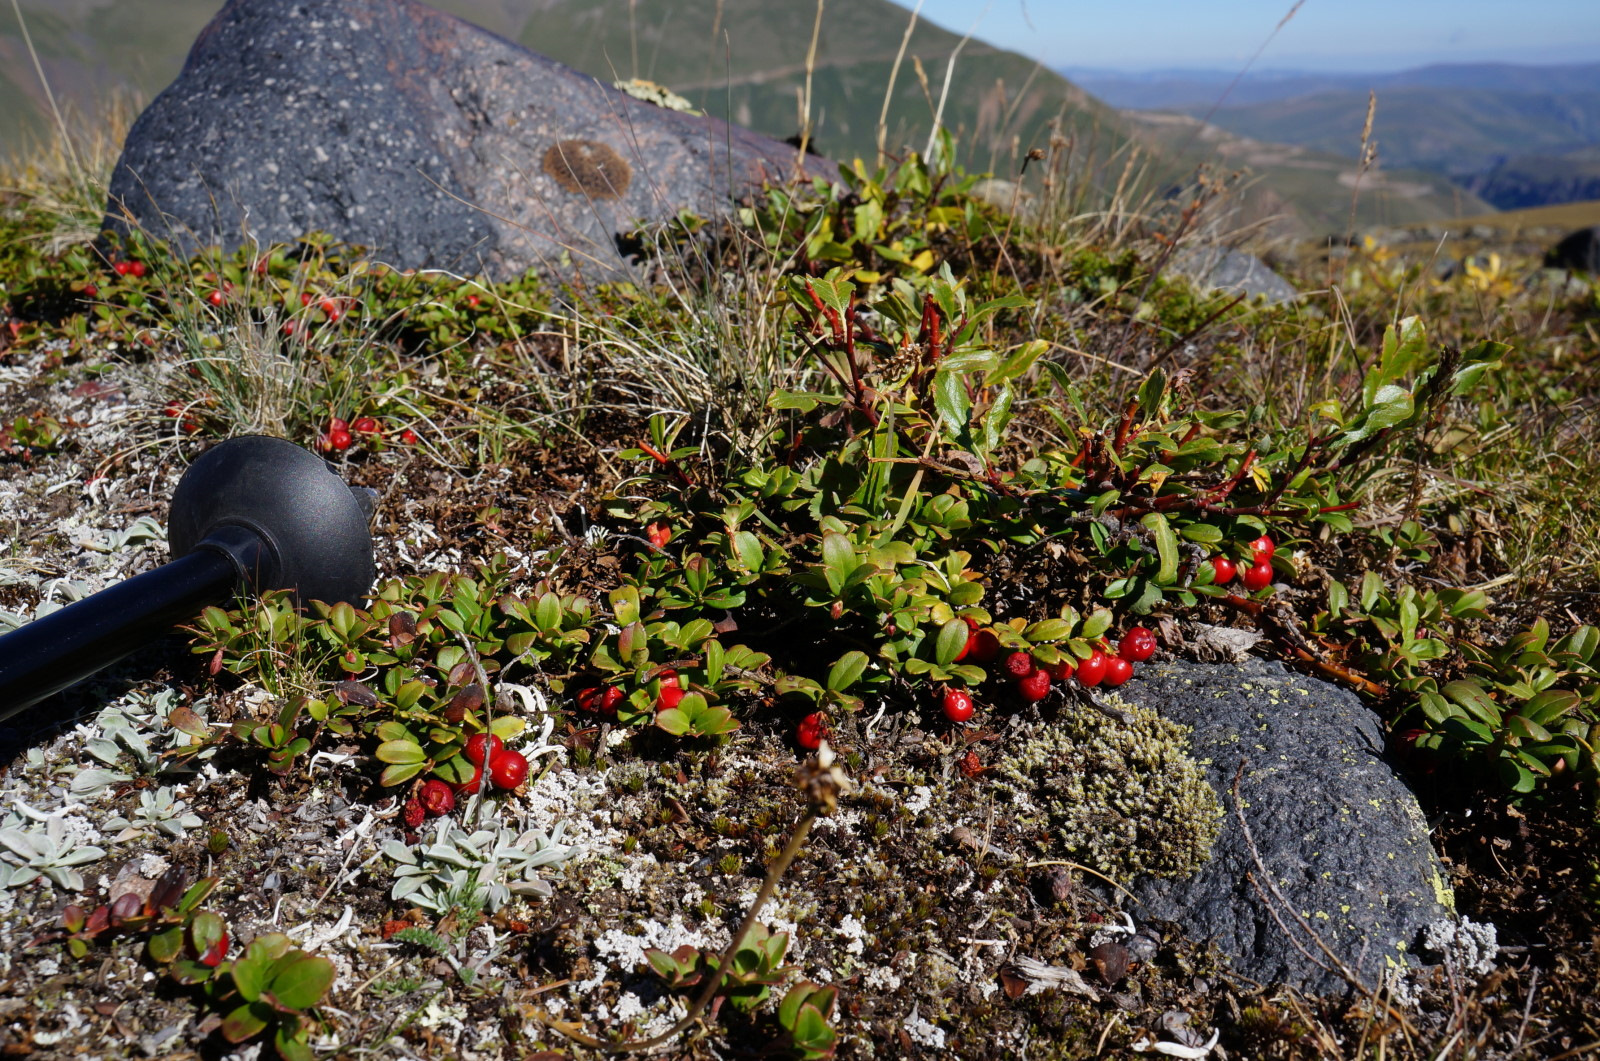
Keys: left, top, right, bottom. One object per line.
{"left": 102, "top": 0, "right": 807, "bottom": 284}
{"left": 1118, "top": 659, "right": 1452, "bottom": 994}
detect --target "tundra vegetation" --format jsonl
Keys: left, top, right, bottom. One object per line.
{"left": 0, "top": 98, "right": 1598, "bottom": 1058}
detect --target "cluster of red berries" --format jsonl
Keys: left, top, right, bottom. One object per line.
{"left": 645, "top": 520, "right": 672, "bottom": 549}
{"left": 941, "top": 625, "right": 1160, "bottom": 723}
{"left": 1207, "top": 534, "right": 1277, "bottom": 593}
{"left": 111, "top": 259, "right": 147, "bottom": 278}
{"left": 575, "top": 668, "right": 684, "bottom": 717}
{"left": 161, "top": 399, "right": 203, "bottom": 434}
{"left": 402, "top": 733, "right": 530, "bottom": 827}
{"left": 316, "top": 415, "right": 418, "bottom": 453}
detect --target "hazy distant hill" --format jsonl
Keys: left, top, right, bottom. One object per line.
{"left": 1066, "top": 63, "right": 1600, "bottom": 112}
{"left": 1067, "top": 62, "right": 1600, "bottom": 210}
{"left": 1460, "top": 146, "right": 1600, "bottom": 210}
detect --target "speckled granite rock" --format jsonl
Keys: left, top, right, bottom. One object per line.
{"left": 102, "top": 0, "right": 807, "bottom": 284}
{"left": 1117, "top": 659, "right": 1451, "bottom": 995}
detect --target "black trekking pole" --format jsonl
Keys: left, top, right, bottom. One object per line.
{"left": 0, "top": 436, "right": 375, "bottom": 719}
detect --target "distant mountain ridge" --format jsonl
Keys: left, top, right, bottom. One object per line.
{"left": 1065, "top": 62, "right": 1600, "bottom": 111}
{"left": 1068, "top": 61, "right": 1600, "bottom": 210}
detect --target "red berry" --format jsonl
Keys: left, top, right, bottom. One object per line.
{"left": 352, "top": 416, "right": 381, "bottom": 437}
{"left": 657, "top": 685, "right": 684, "bottom": 711}
{"left": 646, "top": 521, "right": 672, "bottom": 548}
{"left": 1243, "top": 560, "right": 1274, "bottom": 592}
{"left": 1209, "top": 555, "right": 1237, "bottom": 584}
{"left": 419, "top": 779, "right": 455, "bottom": 817}
{"left": 942, "top": 688, "right": 974, "bottom": 723}
{"left": 327, "top": 428, "right": 353, "bottom": 452}
{"left": 81, "top": 284, "right": 97, "bottom": 298}
{"left": 207, "top": 290, "right": 225, "bottom": 307}
{"left": 1103, "top": 656, "right": 1134, "bottom": 686}
{"left": 1118, "top": 627, "right": 1157, "bottom": 663}
{"left": 1076, "top": 650, "right": 1107, "bottom": 687}
{"left": 449, "top": 762, "right": 484, "bottom": 795}
{"left": 400, "top": 428, "right": 419, "bottom": 445}
{"left": 200, "top": 933, "right": 229, "bottom": 967}
{"left": 113, "top": 261, "right": 132, "bottom": 276}
{"left": 300, "top": 292, "right": 313, "bottom": 306}
{"left": 796, "top": 711, "right": 828, "bottom": 750}
{"left": 657, "top": 669, "right": 680, "bottom": 689}
{"left": 466, "top": 294, "right": 481, "bottom": 307}
{"left": 967, "top": 629, "right": 1001, "bottom": 663}
{"left": 599, "top": 686, "right": 623, "bottom": 713}
{"left": 1017, "top": 669, "right": 1051, "bottom": 702}
{"left": 1002, "top": 651, "right": 1035, "bottom": 679}
{"left": 1044, "top": 657, "right": 1075, "bottom": 682}
{"left": 463, "top": 732, "right": 503, "bottom": 767}
{"left": 1249, "top": 535, "right": 1275, "bottom": 562}
{"left": 129, "top": 261, "right": 146, "bottom": 278}
{"left": 402, "top": 798, "right": 425, "bottom": 829}
{"left": 320, "top": 297, "right": 341, "bottom": 317}
{"left": 488, "top": 749, "right": 530, "bottom": 790}
{"left": 281, "top": 321, "right": 299, "bottom": 337}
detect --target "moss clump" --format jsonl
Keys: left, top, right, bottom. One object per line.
{"left": 995, "top": 697, "right": 1222, "bottom": 880}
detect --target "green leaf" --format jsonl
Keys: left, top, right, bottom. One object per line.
{"left": 1497, "top": 757, "right": 1537, "bottom": 794}
{"left": 933, "top": 619, "right": 968, "bottom": 667}
{"left": 827, "top": 651, "right": 870, "bottom": 693}
{"left": 1506, "top": 715, "right": 1553, "bottom": 743}
{"left": 732, "top": 531, "right": 764, "bottom": 572}
{"left": 375, "top": 739, "right": 426, "bottom": 765}
{"left": 1136, "top": 367, "right": 1168, "bottom": 420}
{"left": 379, "top": 761, "right": 427, "bottom": 787}
{"left": 1341, "top": 383, "right": 1414, "bottom": 445}
{"left": 932, "top": 367, "right": 971, "bottom": 441}
{"left": 220, "top": 1001, "right": 272, "bottom": 1044}
{"left": 1444, "top": 680, "right": 1502, "bottom": 725}
{"left": 273, "top": 1025, "right": 316, "bottom": 1061}
{"left": 1140, "top": 512, "right": 1178, "bottom": 585}
{"left": 1080, "top": 609, "right": 1112, "bottom": 641}
{"left": 1023, "top": 619, "right": 1072, "bottom": 642}
{"left": 985, "top": 339, "right": 1047, "bottom": 386}
{"left": 655, "top": 708, "right": 691, "bottom": 736}
{"left": 1179, "top": 523, "right": 1223, "bottom": 544}
{"left": 147, "top": 925, "right": 183, "bottom": 964}
{"left": 264, "top": 953, "right": 335, "bottom": 1011}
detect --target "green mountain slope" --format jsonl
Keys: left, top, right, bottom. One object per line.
{"left": 1121, "top": 111, "right": 1493, "bottom": 236}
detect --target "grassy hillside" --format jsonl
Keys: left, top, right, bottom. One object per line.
{"left": 1121, "top": 110, "right": 1493, "bottom": 237}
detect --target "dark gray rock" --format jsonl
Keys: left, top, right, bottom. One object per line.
{"left": 1171, "top": 246, "right": 1299, "bottom": 305}
{"left": 102, "top": 0, "right": 808, "bottom": 284}
{"left": 1546, "top": 227, "right": 1600, "bottom": 273}
{"left": 1117, "top": 659, "right": 1451, "bottom": 995}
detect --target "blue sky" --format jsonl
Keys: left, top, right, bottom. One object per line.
{"left": 909, "top": 0, "right": 1600, "bottom": 72}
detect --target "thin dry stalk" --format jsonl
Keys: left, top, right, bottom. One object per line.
{"left": 876, "top": 0, "right": 925, "bottom": 166}
{"left": 796, "top": 0, "right": 825, "bottom": 162}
